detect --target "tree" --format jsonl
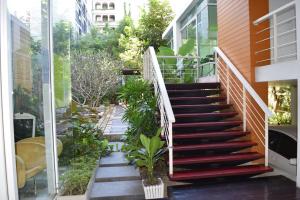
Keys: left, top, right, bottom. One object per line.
{"left": 71, "top": 50, "right": 121, "bottom": 107}
{"left": 53, "top": 20, "right": 73, "bottom": 56}
{"left": 138, "top": 0, "right": 174, "bottom": 51}
{"left": 119, "top": 26, "right": 143, "bottom": 69}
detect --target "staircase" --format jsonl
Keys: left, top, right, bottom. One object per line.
{"left": 143, "top": 46, "right": 273, "bottom": 184}
{"left": 165, "top": 82, "right": 273, "bottom": 181}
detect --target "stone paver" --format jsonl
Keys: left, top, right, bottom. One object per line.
{"left": 90, "top": 180, "right": 144, "bottom": 200}
{"left": 99, "top": 152, "right": 128, "bottom": 167}
{"left": 95, "top": 166, "right": 140, "bottom": 182}
{"left": 90, "top": 105, "right": 145, "bottom": 200}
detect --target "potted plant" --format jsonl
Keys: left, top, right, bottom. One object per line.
{"left": 133, "top": 130, "right": 166, "bottom": 199}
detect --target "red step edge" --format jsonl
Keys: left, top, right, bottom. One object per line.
{"left": 173, "top": 141, "right": 257, "bottom": 152}
{"left": 170, "top": 152, "right": 263, "bottom": 165}
{"left": 173, "top": 121, "right": 242, "bottom": 128}
{"left": 172, "top": 130, "right": 250, "bottom": 139}
{"left": 169, "top": 165, "right": 273, "bottom": 181}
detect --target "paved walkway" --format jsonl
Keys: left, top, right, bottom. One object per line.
{"left": 89, "top": 106, "right": 144, "bottom": 200}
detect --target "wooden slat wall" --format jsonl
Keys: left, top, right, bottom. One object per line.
{"left": 217, "top": 0, "right": 269, "bottom": 158}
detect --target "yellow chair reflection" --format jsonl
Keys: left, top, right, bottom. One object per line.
{"left": 15, "top": 136, "right": 63, "bottom": 189}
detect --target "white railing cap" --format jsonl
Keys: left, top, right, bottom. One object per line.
{"left": 148, "top": 47, "right": 176, "bottom": 123}
{"left": 214, "top": 47, "right": 273, "bottom": 117}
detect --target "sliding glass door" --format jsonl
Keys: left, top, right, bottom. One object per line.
{"left": 7, "top": 0, "right": 57, "bottom": 199}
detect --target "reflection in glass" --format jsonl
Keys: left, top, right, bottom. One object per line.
{"left": 8, "top": 0, "right": 56, "bottom": 199}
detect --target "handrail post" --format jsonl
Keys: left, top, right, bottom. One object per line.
{"left": 243, "top": 86, "right": 247, "bottom": 131}
{"left": 226, "top": 65, "right": 230, "bottom": 104}
{"left": 160, "top": 99, "right": 164, "bottom": 136}
{"left": 169, "top": 122, "right": 173, "bottom": 175}
{"left": 273, "top": 14, "right": 278, "bottom": 63}
{"left": 215, "top": 52, "right": 219, "bottom": 82}
{"left": 265, "top": 114, "right": 269, "bottom": 167}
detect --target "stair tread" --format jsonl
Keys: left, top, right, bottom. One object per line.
{"left": 169, "top": 165, "right": 273, "bottom": 181}
{"left": 170, "top": 96, "right": 226, "bottom": 100}
{"left": 171, "top": 152, "right": 263, "bottom": 165}
{"left": 173, "top": 140, "right": 257, "bottom": 151}
{"left": 175, "top": 112, "right": 238, "bottom": 118}
{"left": 173, "top": 120, "right": 242, "bottom": 128}
{"left": 172, "top": 130, "right": 250, "bottom": 139}
{"left": 173, "top": 104, "right": 233, "bottom": 109}
{"left": 168, "top": 89, "right": 222, "bottom": 93}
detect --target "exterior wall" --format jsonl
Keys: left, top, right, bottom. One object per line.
{"left": 217, "top": 0, "right": 269, "bottom": 156}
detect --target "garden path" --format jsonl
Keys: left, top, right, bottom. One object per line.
{"left": 89, "top": 105, "right": 144, "bottom": 200}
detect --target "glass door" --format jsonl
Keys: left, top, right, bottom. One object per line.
{"left": 7, "top": 0, "right": 57, "bottom": 198}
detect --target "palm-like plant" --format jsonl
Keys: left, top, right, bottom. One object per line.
{"left": 132, "top": 130, "right": 166, "bottom": 185}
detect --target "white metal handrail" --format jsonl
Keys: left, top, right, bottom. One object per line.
{"left": 253, "top": 1, "right": 297, "bottom": 66}
{"left": 143, "top": 47, "right": 176, "bottom": 175}
{"left": 215, "top": 47, "right": 273, "bottom": 166}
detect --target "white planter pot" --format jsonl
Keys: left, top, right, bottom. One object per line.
{"left": 142, "top": 178, "right": 164, "bottom": 199}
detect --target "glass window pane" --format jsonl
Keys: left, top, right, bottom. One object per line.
{"left": 8, "top": 0, "right": 56, "bottom": 198}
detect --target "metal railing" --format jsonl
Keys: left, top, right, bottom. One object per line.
{"left": 157, "top": 55, "right": 215, "bottom": 83}
{"left": 215, "top": 47, "right": 273, "bottom": 166}
{"left": 143, "top": 47, "right": 176, "bottom": 175}
{"left": 253, "top": 1, "right": 297, "bottom": 66}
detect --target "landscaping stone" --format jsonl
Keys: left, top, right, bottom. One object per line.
{"left": 89, "top": 180, "right": 144, "bottom": 200}
{"left": 99, "top": 152, "right": 128, "bottom": 167}
{"left": 95, "top": 166, "right": 140, "bottom": 182}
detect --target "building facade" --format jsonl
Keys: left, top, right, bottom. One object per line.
{"left": 163, "top": 0, "right": 300, "bottom": 187}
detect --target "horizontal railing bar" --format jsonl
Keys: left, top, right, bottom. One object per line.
{"left": 256, "top": 26, "right": 273, "bottom": 35}
{"left": 247, "top": 123, "right": 265, "bottom": 147}
{"left": 277, "top": 28, "right": 297, "bottom": 37}
{"left": 256, "top": 57, "right": 273, "bottom": 64}
{"left": 215, "top": 47, "right": 272, "bottom": 117}
{"left": 255, "top": 47, "right": 273, "bottom": 54}
{"left": 276, "top": 16, "right": 296, "bottom": 27}
{"left": 277, "top": 41, "right": 297, "bottom": 49}
{"left": 256, "top": 37, "right": 273, "bottom": 44}
{"left": 253, "top": 1, "right": 295, "bottom": 25}
{"left": 277, "top": 53, "right": 297, "bottom": 59}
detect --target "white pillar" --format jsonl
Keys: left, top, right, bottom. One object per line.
{"left": 296, "top": 0, "right": 300, "bottom": 61}
{"left": 173, "top": 21, "right": 181, "bottom": 54}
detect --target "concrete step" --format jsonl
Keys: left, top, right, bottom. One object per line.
{"left": 95, "top": 166, "right": 140, "bottom": 182}
{"left": 99, "top": 152, "right": 128, "bottom": 167}
{"left": 90, "top": 180, "right": 144, "bottom": 200}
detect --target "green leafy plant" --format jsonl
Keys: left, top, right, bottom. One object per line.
{"left": 131, "top": 130, "right": 165, "bottom": 185}
{"left": 61, "top": 156, "right": 97, "bottom": 195}
{"left": 157, "top": 39, "right": 196, "bottom": 83}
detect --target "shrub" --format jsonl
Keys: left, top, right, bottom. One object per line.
{"left": 71, "top": 50, "right": 121, "bottom": 107}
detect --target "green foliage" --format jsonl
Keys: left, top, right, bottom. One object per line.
{"left": 53, "top": 21, "right": 73, "bottom": 56}
{"left": 118, "top": 78, "right": 159, "bottom": 157}
{"left": 61, "top": 156, "right": 97, "bottom": 195}
{"left": 178, "top": 39, "right": 196, "bottom": 56}
{"left": 130, "top": 130, "right": 165, "bottom": 185}
{"left": 119, "top": 26, "right": 143, "bottom": 69}
{"left": 54, "top": 54, "right": 71, "bottom": 108}
{"left": 269, "top": 86, "right": 292, "bottom": 125}
{"left": 138, "top": 0, "right": 174, "bottom": 50}
{"left": 157, "top": 39, "right": 197, "bottom": 83}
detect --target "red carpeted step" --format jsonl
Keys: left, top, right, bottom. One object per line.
{"left": 175, "top": 112, "right": 238, "bottom": 119}
{"left": 166, "top": 83, "right": 220, "bottom": 90}
{"left": 170, "top": 152, "right": 263, "bottom": 166}
{"left": 168, "top": 89, "right": 222, "bottom": 97}
{"left": 173, "top": 141, "right": 256, "bottom": 152}
{"left": 173, "top": 120, "right": 242, "bottom": 128}
{"left": 172, "top": 104, "right": 232, "bottom": 114}
{"left": 172, "top": 130, "right": 250, "bottom": 140}
{"left": 169, "top": 165, "right": 273, "bottom": 181}
{"left": 170, "top": 96, "right": 226, "bottom": 105}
